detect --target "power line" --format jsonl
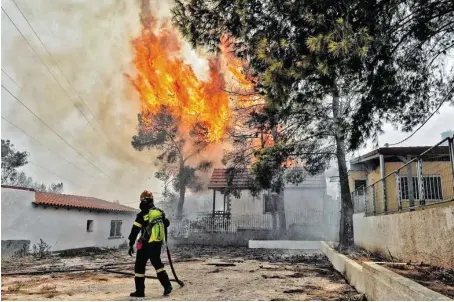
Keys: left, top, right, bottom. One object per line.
{"left": 2, "top": 5, "right": 123, "bottom": 177}
{"left": 388, "top": 85, "right": 454, "bottom": 146}
{"left": 1, "top": 84, "right": 115, "bottom": 181}
{"left": 1, "top": 116, "right": 100, "bottom": 180}
{"left": 1, "top": 69, "right": 100, "bottom": 166}
{"left": 8, "top": 0, "right": 151, "bottom": 167}
{"left": 1, "top": 6, "right": 97, "bottom": 132}
{"left": 9, "top": 0, "right": 95, "bottom": 119}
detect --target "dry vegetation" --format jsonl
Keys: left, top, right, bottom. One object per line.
{"left": 335, "top": 244, "right": 454, "bottom": 299}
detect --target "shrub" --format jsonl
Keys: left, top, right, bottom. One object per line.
{"left": 32, "top": 238, "right": 51, "bottom": 259}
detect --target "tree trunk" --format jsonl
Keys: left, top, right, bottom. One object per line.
{"left": 332, "top": 88, "right": 354, "bottom": 249}
{"left": 271, "top": 127, "right": 287, "bottom": 238}
{"left": 278, "top": 188, "right": 286, "bottom": 237}
{"left": 176, "top": 158, "right": 186, "bottom": 220}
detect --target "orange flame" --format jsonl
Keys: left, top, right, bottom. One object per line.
{"left": 219, "top": 35, "right": 259, "bottom": 109}
{"left": 128, "top": 23, "right": 232, "bottom": 142}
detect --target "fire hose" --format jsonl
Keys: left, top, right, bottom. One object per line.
{"left": 5, "top": 238, "right": 184, "bottom": 286}
{"left": 3, "top": 260, "right": 189, "bottom": 284}
{"left": 3, "top": 229, "right": 185, "bottom": 286}
{"left": 164, "top": 225, "right": 185, "bottom": 287}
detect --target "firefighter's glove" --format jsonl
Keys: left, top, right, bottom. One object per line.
{"left": 128, "top": 242, "right": 134, "bottom": 257}
{"left": 164, "top": 218, "right": 170, "bottom": 228}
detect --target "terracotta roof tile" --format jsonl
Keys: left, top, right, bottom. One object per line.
{"left": 208, "top": 168, "right": 255, "bottom": 189}
{"left": 34, "top": 191, "right": 136, "bottom": 213}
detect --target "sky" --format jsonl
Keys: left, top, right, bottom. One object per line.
{"left": 1, "top": 0, "right": 453, "bottom": 206}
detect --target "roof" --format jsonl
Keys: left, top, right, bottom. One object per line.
{"left": 1, "top": 185, "right": 36, "bottom": 192}
{"left": 34, "top": 191, "right": 136, "bottom": 213}
{"left": 351, "top": 146, "right": 450, "bottom": 165}
{"left": 208, "top": 168, "right": 255, "bottom": 189}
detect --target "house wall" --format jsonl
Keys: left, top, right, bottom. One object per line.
{"left": 1, "top": 188, "right": 136, "bottom": 254}
{"left": 353, "top": 205, "right": 454, "bottom": 268}
{"left": 228, "top": 191, "right": 262, "bottom": 215}
{"left": 222, "top": 174, "right": 340, "bottom": 241}
{"left": 227, "top": 174, "right": 330, "bottom": 218}
{"left": 349, "top": 160, "right": 454, "bottom": 214}
{"left": 383, "top": 161, "right": 454, "bottom": 212}
{"left": 348, "top": 170, "right": 368, "bottom": 193}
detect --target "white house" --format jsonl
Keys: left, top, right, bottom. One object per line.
{"left": 206, "top": 168, "right": 340, "bottom": 240}
{"left": 1, "top": 185, "right": 137, "bottom": 258}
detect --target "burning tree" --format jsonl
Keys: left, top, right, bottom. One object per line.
{"left": 131, "top": 106, "right": 212, "bottom": 219}
{"left": 127, "top": 2, "right": 259, "bottom": 220}
{"left": 172, "top": 0, "right": 453, "bottom": 249}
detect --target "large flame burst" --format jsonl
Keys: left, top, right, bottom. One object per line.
{"left": 128, "top": 20, "right": 254, "bottom": 143}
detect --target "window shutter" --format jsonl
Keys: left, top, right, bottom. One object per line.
{"left": 115, "top": 221, "right": 122, "bottom": 237}
{"left": 110, "top": 221, "right": 115, "bottom": 237}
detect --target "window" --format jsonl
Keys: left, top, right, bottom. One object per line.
{"left": 399, "top": 176, "right": 443, "bottom": 201}
{"left": 110, "top": 220, "right": 122, "bottom": 238}
{"left": 86, "top": 220, "right": 93, "bottom": 232}
{"left": 354, "top": 180, "right": 367, "bottom": 194}
{"left": 263, "top": 193, "right": 277, "bottom": 213}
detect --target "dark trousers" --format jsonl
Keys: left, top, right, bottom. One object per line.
{"left": 135, "top": 241, "right": 164, "bottom": 276}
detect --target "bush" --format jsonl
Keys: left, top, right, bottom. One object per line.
{"left": 32, "top": 239, "right": 51, "bottom": 259}
{"left": 13, "top": 244, "right": 29, "bottom": 259}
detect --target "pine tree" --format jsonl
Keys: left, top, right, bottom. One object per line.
{"left": 172, "top": 0, "right": 453, "bottom": 248}
{"left": 131, "top": 105, "right": 212, "bottom": 219}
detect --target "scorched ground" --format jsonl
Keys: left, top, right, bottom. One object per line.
{"left": 1, "top": 245, "right": 364, "bottom": 301}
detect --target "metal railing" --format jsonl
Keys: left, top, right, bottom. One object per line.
{"left": 168, "top": 210, "right": 339, "bottom": 238}
{"left": 352, "top": 136, "right": 454, "bottom": 216}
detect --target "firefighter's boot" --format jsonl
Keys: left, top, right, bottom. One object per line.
{"left": 130, "top": 277, "right": 145, "bottom": 297}
{"left": 157, "top": 270, "right": 172, "bottom": 296}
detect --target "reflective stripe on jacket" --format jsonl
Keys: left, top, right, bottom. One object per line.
{"left": 128, "top": 207, "right": 166, "bottom": 244}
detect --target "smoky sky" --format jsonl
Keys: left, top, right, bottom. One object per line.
{"left": 1, "top": 0, "right": 453, "bottom": 207}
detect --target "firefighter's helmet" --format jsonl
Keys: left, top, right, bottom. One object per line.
{"left": 140, "top": 190, "right": 154, "bottom": 201}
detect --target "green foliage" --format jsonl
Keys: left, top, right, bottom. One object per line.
{"left": 1, "top": 139, "right": 29, "bottom": 184}
{"left": 197, "top": 160, "right": 213, "bottom": 171}
{"left": 131, "top": 106, "right": 179, "bottom": 152}
{"left": 1, "top": 139, "right": 64, "bottom": 192}
{"left": 173, "top": 0, "right": 453, "bottom": 150}
{"left": 173, "top": 0, "right": 453, "bottom": 244}
{"left": 132, "top": 105, "right": 214, "bottom": 218}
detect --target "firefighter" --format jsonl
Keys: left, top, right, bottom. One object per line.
{"left": 128, "top": 190, "right": 172, "bottom": 297}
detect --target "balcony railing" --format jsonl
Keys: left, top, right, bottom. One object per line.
{"left": 352, "top": 136, "right": 454, "bottom": 216}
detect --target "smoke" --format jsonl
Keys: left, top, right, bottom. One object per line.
{"left": 1, "top": 0, "right": 157, "bottom": 203}
{"left": 1, "top": 0, "right": 231, "bottom": 206}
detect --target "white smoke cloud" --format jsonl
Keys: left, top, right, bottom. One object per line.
{"left": 2, "top": 0, "right": 204, "bottom": 205}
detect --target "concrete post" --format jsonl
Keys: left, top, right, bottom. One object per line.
{"left": 395, "top": 172, "right": 402, "bottom": 211}
{"left": 406, "top": 157, "right": 415, "bottom": 210}
{"left": 371, "top": 185, "right": 376, "bottom": 216}
{"left": 449, "top": 137, "right": 454, "bottom": 189}
{"left": 212, "top": 189, "right": 216, "bottom": 217}
{"left": 417, "top": 158, "right": 425, "bottom": 208}
{"left": 380, "top": 154, "right": 387, "bottom": 214}
{"left": 363, "top": 186, "right": 367, "bottom": 213}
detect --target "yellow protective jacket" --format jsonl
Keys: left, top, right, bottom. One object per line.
{"left": 128, "top": 207, "right": 169, "bottom": 244}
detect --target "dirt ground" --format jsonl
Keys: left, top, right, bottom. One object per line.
{"left": 382, "top": 263, "right": 454, "bottom": 299}
{"left": 335, "top": 245, "right": 454, "bottom": 299}
{"left": 1, "top": 245, "right": 364, "bottom": 301}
